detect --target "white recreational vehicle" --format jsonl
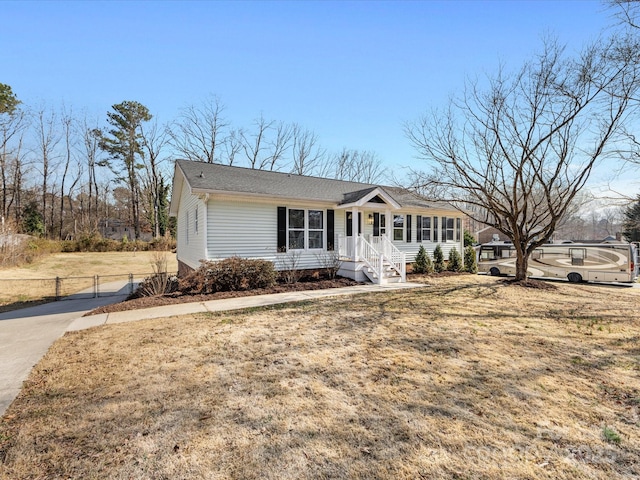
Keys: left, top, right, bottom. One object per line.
{"left": 477, "top": 241, "right": 639, "bottom": 283}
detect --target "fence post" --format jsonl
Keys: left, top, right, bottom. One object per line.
{"left": 129, "top": 273, "right": 134, "bottom": 295}
{"left": 55, "top": 276, "right": 61, "bottom": 301}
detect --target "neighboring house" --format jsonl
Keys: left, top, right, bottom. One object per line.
{"left": 99, "top": 219, "right": 153, "bottom": 242}
{"left": 169, "top": 160, "right": 465, "bottom": 284}
{"left": 475, "top": 226, "right": 509, "bottom": 244}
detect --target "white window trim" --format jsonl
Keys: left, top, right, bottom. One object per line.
{"left": 287, "top": 208, "right": 326, "bottom": 251}
{"left": 421, "top": 216, "right": 432, "bottom": 243}
{"left": 393, "top": 214, "right": 404, "bottom": 242}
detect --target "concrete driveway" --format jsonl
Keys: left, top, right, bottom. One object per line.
{"left": 0, "top": 283, "right": 132, "bottom": 416}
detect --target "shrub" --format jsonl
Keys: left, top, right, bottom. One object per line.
{"left": 315, "top": 251, "right": 341, "bottom": 279}
{"left": 132, "top": 252, "right": 178, "bottom": 298}
{"left": 464, "top": 245, "right": 478, "bottom": 273}
{"left": 179, "top": 257, "right": 277, "bottom": 294}
{"left": 277, "top": 250, "right": 303, "bottom": 284}
{"left": 447, "top": 247, "right": 463, "bottom": 272}
{"left": 464, "top": 229, "right": 476, "bottom": 247}
{"left": 433, "top": 244, "right": 445, "bottom": 273}
{"left": 413, "top": 245, "right": 433, "bottom": 274}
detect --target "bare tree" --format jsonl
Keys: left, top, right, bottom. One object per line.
{"left": 140, "top": 120, "right": 170, "bottom": 238}
{"left": 406, "top": 38, "right": 640, "bottom": 281}
{"left": 58, "top": 106, "right": 78, "bottom": 239}
{"left": 241, "top": 114, "right": 274, "bottom": 169}
{"left": 318, "top": 148, "right": 385, "bottom": 183}
{"left": 264, "top": 121, "right": 292, "bottom": 171}
{"left": 33, "top": 104, "right": 62, "bottom": 237}
{"left": 223, "top": 128, "right": 243, "bottom": 166}
{"left": 79, "top": 116, "right": 102, "bottom": 234}
{"left": 290, "top": 123, "right": 326, "bottom": 175}
{"left": 168, "top": 95, "right": 228, "bottom": 163}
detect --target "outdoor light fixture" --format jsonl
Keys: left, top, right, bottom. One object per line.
{"left": 367, "top": 214, "right": 374, "bottom": 225}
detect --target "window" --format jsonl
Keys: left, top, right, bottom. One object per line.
{"left": 421, "top": 216, "right": 431, "bottom": 242}
{"left": 380, "top": 214, "right": 386, "bottom": 236}
{"left": 288, "top": 208, "right": 324, "bottom": 250}
{"left": 288, "top": 209, "right": 305, "bottom": 250}
{"left": 443, "top": 217, "right": 455, "bottom": 241}
{"left": 393, "top": 214, "right": 404, "bottom": 241}
{"left": 456, "top": 218, "right": 461, "bottom": 242}
{"left": 308, "top": 210, "right": 324, "bottom": 249}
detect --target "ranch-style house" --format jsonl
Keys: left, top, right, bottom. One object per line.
{"left": 169, "top": 159, "right": 465, "bottom": 284}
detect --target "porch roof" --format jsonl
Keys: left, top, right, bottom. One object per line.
{"left": 174, "top": 159, "right": 457, "bottom": 212}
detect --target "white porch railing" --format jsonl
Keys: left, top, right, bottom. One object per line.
{"left": 337, "top": 234, "right": 406, "bottom": 283}
{"left": 375, "top": 234, "right": 406, "bottom": 282}
{"left": 357, "top": 235, "right": 384, "bottom": 284}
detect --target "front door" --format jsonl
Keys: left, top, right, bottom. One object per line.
{"left": 346, "top": 212, "right": 362, "bottom": 236}
{"left": 373, "top": 213, "right": 386, "bottom": 237}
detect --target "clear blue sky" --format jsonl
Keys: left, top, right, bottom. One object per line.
{"left": 2, "top": 0, "right": 622, "bottom": 186}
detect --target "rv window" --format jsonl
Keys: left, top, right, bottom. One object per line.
{"left": 480, "top": 248, "right": 496, "bottom": 261}
{"left": 570, "top": 248, "right": 586, "bottom": 266}
{"left": 501, "top": 248, "right": 512, "bottom": 258}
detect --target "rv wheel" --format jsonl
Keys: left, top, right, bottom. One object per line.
{"left": 567, "top": 272, "right": 583, "bottom": 283}
{"left": 489, "top": 267, "right": 500, "bottom": 276}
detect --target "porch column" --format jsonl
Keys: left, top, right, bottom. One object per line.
{"left": 352, "top": 207, "right": 359, "bottom": 261}
{"left": 386, "top": 208, "right": 392, "bottom": 239}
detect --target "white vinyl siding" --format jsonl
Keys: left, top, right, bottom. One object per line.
{"left": 176, "top": 188, "right": 206, "bottom": 271}
{"left": 208, "top": 199, "right": 343, "bottom": 270}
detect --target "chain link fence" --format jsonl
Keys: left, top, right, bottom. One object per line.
{"left": 0, "top": 272, "right": 174, "bottom": 304}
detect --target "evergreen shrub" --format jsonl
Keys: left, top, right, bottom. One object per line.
{"left": 447, "top": 247, "right": 463, "bottom": 272}
{"left": 433, "top": 244, "right": 445, "bottom": 273}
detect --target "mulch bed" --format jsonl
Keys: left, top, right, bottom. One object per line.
{"left": 86, "top": 278, "right": 362, "bottom": 316}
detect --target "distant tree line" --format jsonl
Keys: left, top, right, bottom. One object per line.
{"left": 0, "top": 88, "right": 386, "bottom": 241}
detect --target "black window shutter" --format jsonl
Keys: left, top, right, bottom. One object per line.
{"left": 346, "top": 212, "right": 353, "bottom": 237}
{"left": 406, "top": 214, "right": 412, "bottom": 243}
{"left": 358, "top": 212, "right": 362, "bottom": 235}
{"left": 327, "top": 209, "right": 335, "bottom": 251}
{"left": 416, "top": 215, "right": 422, "bottom": 242}
{"left": 373, "top": 213, "right": 380, "bottom": 236}
{"left": 277, "top": 207, "right": 287, "bottom": 252}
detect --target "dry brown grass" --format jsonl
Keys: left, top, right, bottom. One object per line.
{"left": 0, "top": 251, "right": 178, "bottom": 308}
{"left": 1, "top": 275, "right": 639, "bottom": 479}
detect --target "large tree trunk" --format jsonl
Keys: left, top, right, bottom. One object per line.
{"left": 514, "top": 248, "right": 529, "bottom": 281}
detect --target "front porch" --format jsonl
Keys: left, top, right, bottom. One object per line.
{"left": 337, "top": 233, "right": 406, "bottom": 284}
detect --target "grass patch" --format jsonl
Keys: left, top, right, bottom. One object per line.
{"left": 0, "top": 251, "right": 178, "bottom": 309}
{"left": 602, "top": 426, "right": 622, "bottom": 445}
{"left": 1, "top": 275, "right": 639, "bottom": 479}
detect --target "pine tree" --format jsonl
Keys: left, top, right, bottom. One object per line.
{"left": 433, "top": 244, "right": 445, "bottom": 273}
{"left": 95, "top": 101, "right": 152, "bottom": 240}
{"left": 447, "top": 247, "right": 463, "bottom": 272}
{"left": 623, "top": 195, "right": 640, "bottom": 242}
{"left": 413, "top": 245, "right": 433, "bottom": 274}
{"left": 464, "top": 245, "right": 478, "bottom": 273}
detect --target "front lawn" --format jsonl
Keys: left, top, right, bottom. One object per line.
{"left": 1, "top": 275, "right": 638, "bottom": 479}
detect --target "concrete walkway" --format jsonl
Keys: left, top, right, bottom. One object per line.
{"left": 1, "top": 281, "right": 425, "bottom": 417}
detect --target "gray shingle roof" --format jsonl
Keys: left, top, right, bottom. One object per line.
{"left": 176, "top": 159, "right": 455, "bottom": 211}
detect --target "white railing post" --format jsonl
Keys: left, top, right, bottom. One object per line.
{"left": 378, "top": 253, "right": 384, "bottom": 285}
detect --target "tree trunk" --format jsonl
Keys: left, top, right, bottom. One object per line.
{"left": 515, "top": 250, "right": 529, "bottom": 281}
